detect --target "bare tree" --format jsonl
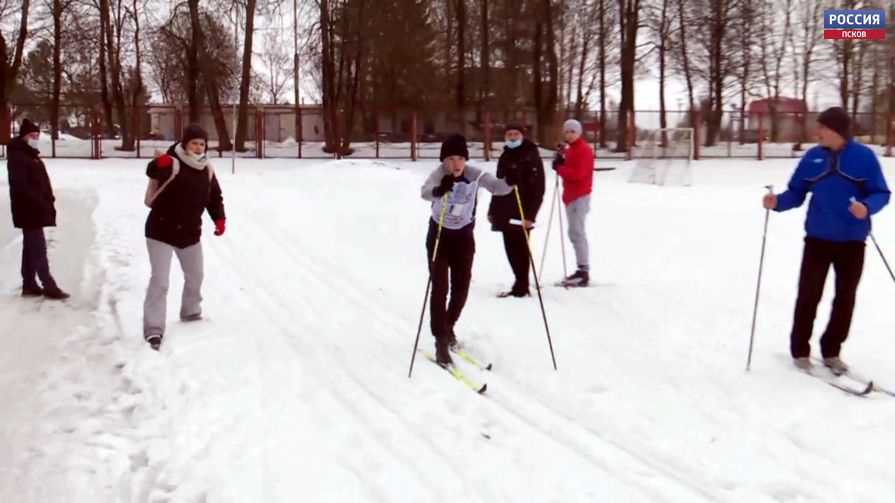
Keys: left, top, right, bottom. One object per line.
{"left": 258, "top": 20, "right": 291, "bottom": 104}
{"left": 614, "top": 0, "right": 640, "bottom": 152}
{"left": 648, "top": 0, "right": 675, "bottom": 142}
{"left": 234, "top": 0, "right": 256, "bottom": 151}
{"left": 791, "top": 0, "right": 822, "bottom": 149}
{"left": 455, "top": 0, "right": 466, "bottom": 119}
{"left": 757, "top": 0, "right": 793, "bottom": 142}
{"left": 188, "top": 0, "right": 232, "bottom": 150}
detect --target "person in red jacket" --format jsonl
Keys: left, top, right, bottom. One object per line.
{"left": 553, "top": 119, "right": 594, "bottom": 287}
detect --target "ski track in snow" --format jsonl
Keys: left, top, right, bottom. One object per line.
{"left": 2, "top": 157, "right": 895, "bottom": 502}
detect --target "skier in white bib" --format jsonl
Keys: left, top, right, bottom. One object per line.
{"left": 420, "top": 134, "right": 517, "bottom": 365}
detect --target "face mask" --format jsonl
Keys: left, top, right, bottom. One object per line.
{"left": 26, "top": 138, "right": 39, "bottom": 150}
{"left": 505, "top": 139, "right": 522, "bottom": 149}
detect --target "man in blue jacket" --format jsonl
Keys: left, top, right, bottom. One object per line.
{"left": 763, "top": 107, "right": 890, "bottom": 375}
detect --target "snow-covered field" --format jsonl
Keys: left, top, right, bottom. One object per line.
{"left": 2, "top": 154, "right": 895, "bottom": 502}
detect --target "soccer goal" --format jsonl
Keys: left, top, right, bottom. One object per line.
{"left": 629, "top": 128, "right": 694, "bottom": 186}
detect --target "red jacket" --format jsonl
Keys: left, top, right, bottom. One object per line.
{"left": 556, "top": 138, "right": 594, "bottom": 205}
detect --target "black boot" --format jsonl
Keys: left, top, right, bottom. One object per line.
{"left": 43, "top": 288, "right": 71, "bottom": 300}
{"left": 145, "top": 334, "right": 163, "bottom": 351}
{"left": 435, "top": 339, "right": 453, "bottom": 366}
{"left": 22, "top": 285, "right": 43, "bottom": 297}
{"left": 498, "top": 286, "right": 530, "bottom": 298}
{"left": 561, "top": 270, "right": 589, "bottom": 288}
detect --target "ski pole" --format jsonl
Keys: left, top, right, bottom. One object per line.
{"left": 557, "top": 182, "right": 568, "bottom": 279}
{"left": 870, "top": 232, "right": 895, "bottom": 284}
{"left": 515, "top": 185, "right": 558, "bottom": 370}
{"left": 539, "top": 176, "right": 560, "bottom": 280}
{"left": 849, "top": 196, "right": 895, "bottom": 283}
{"left": 409, "top": 194, "right": 449, "bottom": 378}
{"left": 747, "top": 185, "right": 773, "bottom": 372}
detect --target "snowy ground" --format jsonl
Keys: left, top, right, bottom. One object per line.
{"left": 2, "top": 154, "right": 895, "bottom": 502}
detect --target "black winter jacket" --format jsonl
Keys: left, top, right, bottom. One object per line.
{"left": 145, "top": 143, "right": 225, "bottom": 248}
{"left": 7, "top": 136, "right": 56, "bottom": 229}
{"left": 487, "top": 139, "right": 546, "bottom": 232}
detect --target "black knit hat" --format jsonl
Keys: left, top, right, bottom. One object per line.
{"left": 181, "top": 123, "right": 209, "bottom": 145}
{"left": 504, "top": 122, "right": 526, "bottom": 134}
{"left": 440, "top": 133, "right": 469, "bottom": 161}
{"left": 18, "top": 118, "right": 39, "bottom": 137}
{"left": 817, "top": 107, "right": 852, "bottom": 140}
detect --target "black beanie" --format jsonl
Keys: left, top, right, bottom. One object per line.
{"left": 440, "top": 133, "right": 469, "bottom": 161}
{"left": 181, "top": 123, "right": 209, "bottom": 145}
{"left": 18, "top": 118, "right": 39, "bottom": 137}
{"left": 504, "top": 122, "right": 526, "bottom": 134}
{"left": 817, "top": 107, "right": 852, "bottom": 140}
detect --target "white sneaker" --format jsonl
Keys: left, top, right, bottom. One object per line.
{"left": 823, "top": 357, "right": 848, "bottom": 376}
{"left": 793, "top": 357, "right": 813, "bottom": 371}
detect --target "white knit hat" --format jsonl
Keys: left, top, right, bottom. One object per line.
{"left": 563, "top": 119, "right": 583, "bottom": 134}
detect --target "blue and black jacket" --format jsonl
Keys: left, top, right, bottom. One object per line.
{"left": 775, "top": 140, "right": 890, "bottom": 242}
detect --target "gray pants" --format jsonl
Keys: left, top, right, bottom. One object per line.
{"left": 143, "top": 238, "right": 204, "bottom": 337}
{"left": 566, "top": 195, "right": 590, "bottom": 271}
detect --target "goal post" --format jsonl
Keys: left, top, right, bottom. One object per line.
{"left": 629, "top": 127, "right": 694, "bottom": 186}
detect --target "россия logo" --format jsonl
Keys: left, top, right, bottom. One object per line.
{"left": 823, "top": 10, "right": 886, "bottom": 40}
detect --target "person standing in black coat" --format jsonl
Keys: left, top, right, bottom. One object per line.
{"left": 6, "top": 119, "right": 69, "bottom": 300}
{"left": 487, "top": 123, "right": 546, "bottom": 297}
{"left": 142, "top": 124, "right": 226, "bottom": 350}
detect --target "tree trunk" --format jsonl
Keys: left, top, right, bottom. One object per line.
{"left": 188, "top": 0, "right": 231, "bottom": 150}
{"left": 98, "top": 0, "right": 114, "bottom": 135}
{"left": 575, "top": 25, "right": 589, "bottom": 118}
{"left": 52, "top": 0, "right": 63, "bottom": 145}
{"left": 658, "top": 0, "right": 668, "bottom": 142}
{"left": 456, "top": 0, "right": 465, "bottom": 112}
{"left": 615, "top": 0, "right": 638, "bottom": 152}
{"left": 533, "top": 18, "right": 544, "bottom": 142}
{"left": 840, "top": 39, "right": 851, "bottom": 109}
{"left": 341, "top": 0, "right": 367, "bottom": 153}
{"left": 107, "top": 1, "right": 131, "bottom": 150}
{"left": 677, "top": 0, "right": 695, "bottom": 115}
{"left": 126, "top": 0, "right": 143, "bottom": 151}
{"left": 545, "top": 0, "right": 558, "bottom": 130}
{"left": 705, "top": 2, "right": 725, "bottom": 147}
{"left": 186, "top": 1, "right": 201, "bottom": 122}
{"left": 320, "top": 0, "right": 335, "bottom": 150}
{"left": 480, "top": 0, "right": 489, "bottom": 110}
{"left": 598, "top": 0, "right": 607, "bottom": 147}
{"left": 235, "top": 0, "right": 257, "bottom": 152}
{"left": 0, "top": 0, "right": 30, "bottom": 129}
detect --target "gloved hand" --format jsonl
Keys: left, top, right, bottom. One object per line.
{"left": 504, "top": 168, "right": 519, "bottom": 186}
{"left": 214, "top": 219, "right": 226, "bottom": 236}
{"left": 155, "top": 150, "right": 173, "bottom": 169}
{"left": 432, "top": 174, "right": 454, "bottom": 198}
{"left": 552, "top": 148, "right": 565, "bottom": 171}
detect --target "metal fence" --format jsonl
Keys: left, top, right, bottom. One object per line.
{"left": 2, "top": 104, "right": 893, "bottom": 160}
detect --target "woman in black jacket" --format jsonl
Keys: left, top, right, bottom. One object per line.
{"left": 142, "top": 124, "right": 226, "bottom": 350}
{"left": 6, "top": 119, "right": 69, "bottom": 300}
{"left": 487, "top": 123, "right": 546, "bottom": 297}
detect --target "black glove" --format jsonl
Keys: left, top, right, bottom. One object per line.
{"left": 553, "top": 150, "right": 565, "bottom": 171}
{"left": 504, "top": 168, "right": 519, "bottom": 186}
{"left": 432, "top": 174, "right": 454, "bottom": 197}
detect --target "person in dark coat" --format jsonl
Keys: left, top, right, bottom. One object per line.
{"left": 763, "top": 107, "right": 890, "bottom": 375}
{"left": 6, "top": 118, "right": 69, "bottom": 300}
{"left": 487, "top": 122, "right": 546, "bottom": 297}
{"left": 142, "top": 124, "right": 226, "bottom": 350}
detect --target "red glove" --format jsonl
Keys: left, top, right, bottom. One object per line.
{"left": 214, "top": 219, "right": 226, "bottom": 236}
{"left": 157, "top": 153, "right": 173, "bottom": 169}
